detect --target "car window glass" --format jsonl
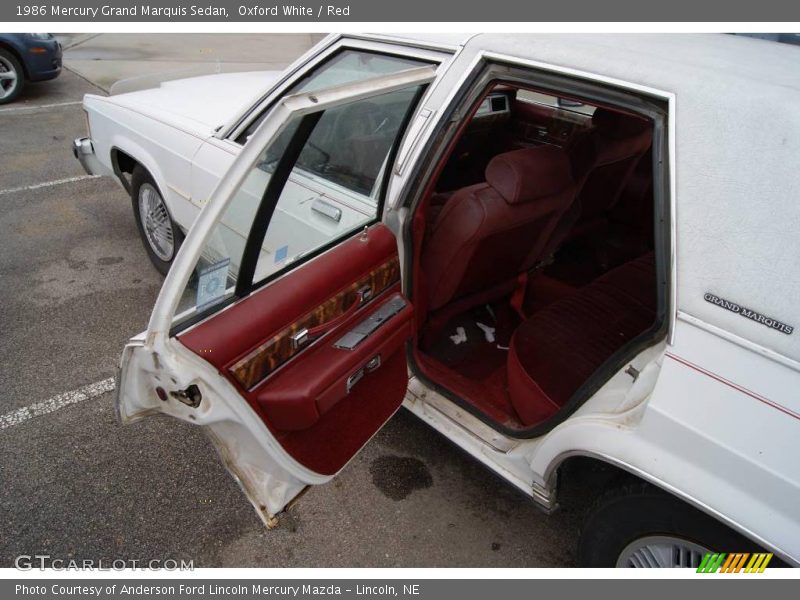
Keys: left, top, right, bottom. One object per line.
{"left": 260, "top": 86, "right": 416, "bottom": 196}
{"left": 174, "top": 85, "right": 424, "bottom": 326}
{"left": 173, "top": 121, "right": 302, "bottom": 322}
{"left": 237, "top": 50, "right": 428, "bottom": 144}
{"left": 251, "top": 86, "right": 420, "bottom": 286}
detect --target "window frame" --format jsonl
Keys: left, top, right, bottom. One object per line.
{"left": 236, "top": 84, "right": 429, "bottom": 298}
{"left": 397, "top": 55, "right": 674, "bottom": 439}
{"left": 170, "top": 72, "right": 432, "bottom": 336}
{"left": 224, "top": 40, "right": 448, "bottom": 146}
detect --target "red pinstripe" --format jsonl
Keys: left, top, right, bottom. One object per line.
{"left": 665, "top": 352, "right": 800, "bottom": 422}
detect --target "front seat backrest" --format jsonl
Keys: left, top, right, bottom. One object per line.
{"left": 423, "top": 146, "right": 576, "bottom": 313}
{"left": 569, "top": 108, "right": 653, "bottom": 231}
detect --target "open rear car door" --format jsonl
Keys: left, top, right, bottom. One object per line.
{"left": 115, "top": 66, "right": 436, "bottom": 526}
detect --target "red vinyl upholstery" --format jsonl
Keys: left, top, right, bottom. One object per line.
{"left": 256, "top": 297, "right": 413, "bottom": 431}
{"left": 507, "top": 253, "right": 656, "bottom": 426}
{"left": 422, "top": 146, "right": 576, "bottom": 312}
{"left": 178, "top": 224, "right": 413, "bottom": 475}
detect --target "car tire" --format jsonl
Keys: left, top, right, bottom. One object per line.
{"left": 578, "top": 482, "right": 765, "bottom": 568}
{"left": 0, "top": 49, "right": 24, "bottom": 105}
{"left": 131, "top": 166, "right": 184, "bottom": 275}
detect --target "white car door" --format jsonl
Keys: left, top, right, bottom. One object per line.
{"left": 115, "top": 66, "right": 436, "bottom": 527}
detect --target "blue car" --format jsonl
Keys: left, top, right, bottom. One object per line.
{"left": 0, "top": 33, "right": 62, "bottom": 104}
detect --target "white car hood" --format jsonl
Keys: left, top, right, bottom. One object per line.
{"left": 110, "top": 70, "right": 282, "bottom": 137}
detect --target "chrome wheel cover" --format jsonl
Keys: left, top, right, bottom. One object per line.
{"left": 0, "top": 56, "right": 20, "bottom": 100}
{"left": 138, "top": 183, "right": 175, "bottom": 261}
{"left": 616, "top": 535, "right": 711, "bottom": 568}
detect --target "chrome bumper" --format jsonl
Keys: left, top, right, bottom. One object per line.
{"left": 72, "top": 136, "right": 101, "bottom": 176}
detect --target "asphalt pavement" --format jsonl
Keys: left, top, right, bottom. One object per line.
{"left": 0, "top": 34, "right": 579, "bottom": 568}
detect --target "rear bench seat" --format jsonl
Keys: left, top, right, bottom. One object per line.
{"left": 507, "top": 253, "right": 657, "bottom": 426}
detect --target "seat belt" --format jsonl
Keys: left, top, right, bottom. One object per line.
{"left": 509, "top": 271, "right": 529, "bottom": 321}
{"left": 510, "top": 255, "right": 555, "bottom": 321}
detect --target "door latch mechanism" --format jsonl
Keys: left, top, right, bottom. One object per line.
{"left": 170, "top": 384, "right": 202, "bottom": 408}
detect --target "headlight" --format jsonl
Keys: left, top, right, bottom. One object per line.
{"left": 28, "top": 33, "right": 53, "bottom": 40}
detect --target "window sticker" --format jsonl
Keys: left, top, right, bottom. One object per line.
{"left": 274, "top": 245, "right": 288, "bottom": 264}
{"left": 196, "top": 258, "right": 231, "bottom": 311}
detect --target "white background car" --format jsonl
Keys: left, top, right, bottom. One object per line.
{"left": 78, "top": 33, "right": 800, "bottom": 568}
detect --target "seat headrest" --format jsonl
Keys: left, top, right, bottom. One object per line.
{"left": 592, "top": 108, "right": 651, "bottom": 140}
{"left": 485, "top": 146, "right": 572, "bottom": 205}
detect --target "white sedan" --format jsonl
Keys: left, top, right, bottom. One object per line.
{"left": 76, "top": 33, "right": 800, "bottom": 568}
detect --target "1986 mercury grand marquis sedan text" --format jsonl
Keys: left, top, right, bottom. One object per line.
{"left": 73, "top": 33, "right": 800, "bottom": 567}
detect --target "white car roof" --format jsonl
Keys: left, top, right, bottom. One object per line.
{"left": 380, "top": 32, "right": 798, "bottom": 89}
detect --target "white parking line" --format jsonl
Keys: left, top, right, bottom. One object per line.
{"left": 0, "top": 100, "right": 82, "bottom": 113}
{"left": 0, "top": 175, "right": 100, "bottom": 196}
{"left": 0, "top": 377, "right": 116, "bottom": 431}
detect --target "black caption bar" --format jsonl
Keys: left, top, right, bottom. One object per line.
{"left": 3, "top": 0, "right": 800, "bottom": 21}
{"left": 3, "top": 579, "right": 792, "bottom": 600}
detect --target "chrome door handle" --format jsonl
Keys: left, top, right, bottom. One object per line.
{"left": 311, "top": 197, "right": 342, "bottom": 222}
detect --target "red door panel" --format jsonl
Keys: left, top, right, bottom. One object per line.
{"left": 267, "top": 337, "right": 410, "bottom": 475}
{"left": 256, "top": 298, "right": 412, "bottom": 431}
{"left": 178, "top": 224, "right": 413, "bottom": 475}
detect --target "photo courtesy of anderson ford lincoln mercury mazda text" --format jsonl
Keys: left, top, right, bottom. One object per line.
{"left": 72, "top": 33, "right": 799, "bottom": 568}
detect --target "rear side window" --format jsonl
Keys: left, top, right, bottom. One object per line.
{"left": 236, "top": 50, "right": 429, "bottom": 144}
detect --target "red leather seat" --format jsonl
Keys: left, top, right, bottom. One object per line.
{"left": 423, "top": 146, "right": 576, "bottom": 313}
{"left": 507, "top": 253, "right": 656, "bottom": 427}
